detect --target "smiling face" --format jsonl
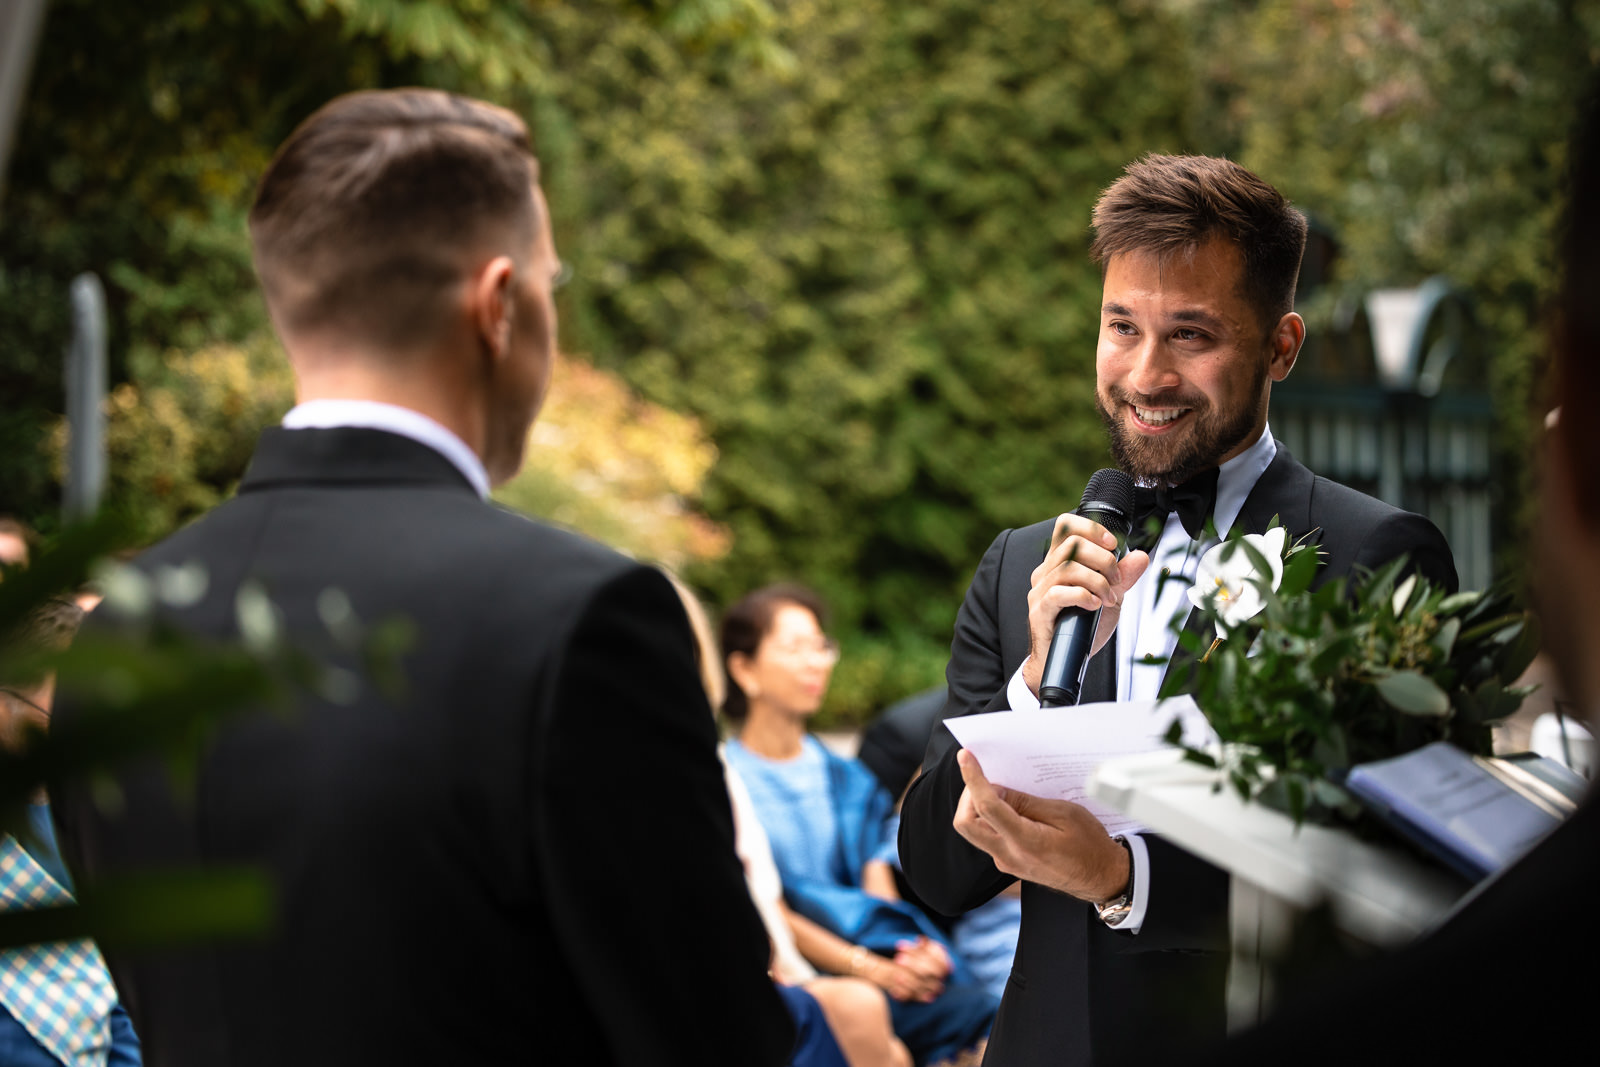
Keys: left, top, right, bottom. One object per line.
{"left": 736, "top": 603, "right": 838, "bottom": 720}
{"left": 1094, "top": 237, "right": 1302, "bottom": 484}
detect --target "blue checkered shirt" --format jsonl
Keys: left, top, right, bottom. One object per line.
{"left": 0, "top": 829, "right": 117, "bottom": 1067}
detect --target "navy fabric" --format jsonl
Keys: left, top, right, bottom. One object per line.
{"left": 0, "top": 1003, "right": 140, "bottom": 1067}
{"left": 775, "top": 984, "right": 848, "bottom": 1067}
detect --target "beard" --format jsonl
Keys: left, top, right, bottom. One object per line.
{"left": 1096, "top": 366, "right": 1267, "bottom": 484}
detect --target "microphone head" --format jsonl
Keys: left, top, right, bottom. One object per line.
{"left": 1078, "top": 468, "right": 1135, "bottom": 536}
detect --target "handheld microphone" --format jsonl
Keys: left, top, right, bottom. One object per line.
{"left": 1038, "top": 468, "right": 1135, "bottom": 708}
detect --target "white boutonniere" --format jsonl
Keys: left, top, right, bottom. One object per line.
{"left": 1187, "top": 525, "right": 1287, "bottom": 628}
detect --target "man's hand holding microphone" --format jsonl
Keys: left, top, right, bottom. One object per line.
{"left": 953, "top": 469, "right": 1146, "bottom": 907}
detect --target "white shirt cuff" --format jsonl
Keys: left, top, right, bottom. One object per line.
{"left": 1006, "top": 658, "right": 1041, "bottom": 711}
{"left": 1115, "top": 833, "right": 1151, "bottom": 935}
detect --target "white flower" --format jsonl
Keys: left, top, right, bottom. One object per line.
{"left": 1187, "top": 526, "right": 1287, "bottom": 628}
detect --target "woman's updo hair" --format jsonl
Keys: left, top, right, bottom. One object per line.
{"left": 718, "top": 582, "right": 829, "bottom": 724}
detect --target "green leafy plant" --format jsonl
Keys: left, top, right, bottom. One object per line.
{"left": 1163, "top": 532, "right": 1539, "bottom": 826}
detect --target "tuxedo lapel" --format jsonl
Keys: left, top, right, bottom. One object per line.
{"left": 1231, "top": 446, "right": 1316, "bottom": 543}
{"left": 1157, "top": 446, "right": 1315, "bottom": 694}
{"left": 1081, "top": 632, "right": 1117, "bottom": 704}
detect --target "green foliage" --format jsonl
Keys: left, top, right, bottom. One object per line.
{"left": 0, "top": 0, "right": 402, "bottom": 530}
{"left": 4, "top": 0, "right": 1596, "bottom": 725}
{"left": 1168, "top": 535, "right": 1538, "bottom": 825}
{"left": 1174, "top": 0, "right": 1600, "bottom": 579}
{"left": 534, "top": 0, "right": 1199, "bottom": 721}
{"left": 494, "top": 357, "right": 730, "bottom": 569}
{"left": 80, "top": 337, "right": 295, "bottom": 543}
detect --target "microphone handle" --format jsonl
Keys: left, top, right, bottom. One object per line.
{"left": 1038, "top": 605, "right": 1100, "bottom": 708}
{"left": 1037, "top": 505, "right": 1129, "bottom": 709}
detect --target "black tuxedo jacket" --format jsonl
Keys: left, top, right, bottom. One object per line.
{"left": 52, "top": 427, "right": 793, "bottom": 1067}
{"left": 899, "top": 445, "right": 1457, "bottom": 1067}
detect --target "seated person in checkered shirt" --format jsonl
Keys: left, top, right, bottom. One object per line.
{"left": 0, "top": 597, "right": 140, "bottom": 1067}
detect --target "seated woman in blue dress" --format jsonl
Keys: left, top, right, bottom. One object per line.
{"left": 720, "top": 585, "right": 996, "bottom": 1067}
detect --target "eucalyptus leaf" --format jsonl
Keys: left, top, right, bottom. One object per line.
{"left": 1375, "top": 670, "right": 1451, "bottom": 716}
{"left": 154, "top": 562, "right": 209, "bottom": 608}
{"left": 1311, "top": 725, "right": 1350, "bottom": 770}
{"left": 1285, "top": 775, "right": 1307, "bottom": 824}
{"left": 1490, "top": 620, "right": 1525, "bottom": 646}
{"left": 1158, "top": 669, "right": 1189, "bottom": 700}
{"left": 1500, "top": 613, "right": 1541, "bottom": 683}
{"left": 1309, "top": 639, "right": 1347, "bottom": 679}
{"left": 1279, "top": 543, "right": 1321, "bottom": 597}
{"left": 1311, "top": 779, "right": 1351, "bottom": 809}
{"left": 1215, "top": 647, "right": 1237, "bottom": 697}
{"left": 1458, "top": 614, "right": 1525, "bottom": 646}
{"left": 1174, "top": 560, "right": 1534, "bottom": 827}
{"left": 1391, "top": 573, "right": 1418, "bottom": 617}
{"left": 235, "top": 582, "right": 282, "bottom": 654}
{"left": 1432, "top": 617, "right": 1461, "bottom": 659}
{"left": 1361, "top": 556, "right": 1409, "bottom": 607}
{"left": 1436, "top": 591, "right": 1482, "bottom": 615}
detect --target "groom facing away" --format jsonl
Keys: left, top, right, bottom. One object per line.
{"left": 50, "top": 89, "right": 794, "bottom": 1066}
{"left": 898, "top": 154, "right": 1456, "bottom": 1067}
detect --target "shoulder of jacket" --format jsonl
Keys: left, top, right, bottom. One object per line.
{"left": 1305, "top": 473, "right": 1421, "bottom": 531}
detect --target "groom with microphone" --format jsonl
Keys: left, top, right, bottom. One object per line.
{"left": 897, "top": 154, "right": 1457, "bottom": 1067}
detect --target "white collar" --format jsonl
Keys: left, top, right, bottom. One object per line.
{"left": 1212, "top": 424, "right": 1278, "bottom": 537}
{"left": 281, "top": 399, "right": 490, "bottom": 499}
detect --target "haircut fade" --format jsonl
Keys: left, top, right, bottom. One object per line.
{"left": 249, "top": 89, "right": 539, "bottom": 352}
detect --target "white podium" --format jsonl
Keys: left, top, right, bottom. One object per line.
{"left": 1087, "top": 749, "right": 1466, "bottom": 1029}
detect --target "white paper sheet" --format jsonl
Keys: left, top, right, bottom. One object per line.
{"left": 944, "top": 696, "right": 1217, "bottom": 836}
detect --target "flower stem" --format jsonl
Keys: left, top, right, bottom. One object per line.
{"left": 1201, "top": 636, "right": 1224, "bottom": 663}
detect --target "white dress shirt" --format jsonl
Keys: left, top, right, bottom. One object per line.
{"left": 281, "top": 399, "right": 490, "bottom": 500}
{"left": 1003, "top": 426, "right": 1279, "bottom": 934}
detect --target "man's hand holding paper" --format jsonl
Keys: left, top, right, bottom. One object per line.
{"left": 954, "top": 748, "right": 1131, "bottom": 903}
{"left": 943, "top": 697, "right": 1215, "bottom": 837}
{"left": 946, "top": 696, "right": 1216, "bottom": 903}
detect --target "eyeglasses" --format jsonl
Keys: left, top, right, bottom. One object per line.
{"left": 552, "top": 260, "right": 574, "bottom": 291}
{"left": 765, "top": 637, "right": 841, "bottom": 665}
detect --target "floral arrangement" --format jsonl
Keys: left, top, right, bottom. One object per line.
{"left": 1161, "top": 523, "right": 1540, "bottom": 825}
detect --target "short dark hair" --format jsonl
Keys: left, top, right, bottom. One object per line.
{"left": 718, "top": 583, "right": 829, "bottom": 724}
{"left": 1090, "top": 154, "right": 1309, "bottom": 328}
{"left": 249, "top": 89, "right": 538, "bottom": 351}
{"left": 0, "top": 597, "right": 84, "bottom": 690}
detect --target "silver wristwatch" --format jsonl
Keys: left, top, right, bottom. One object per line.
{"left": 1096, "top": 835, "right": 1135, "bottom": 928}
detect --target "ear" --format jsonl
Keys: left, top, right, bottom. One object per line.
{"left": 1267, "top": 312, "right": 1305, "bottom": 382}
{"left": 726, "top": 651, "right": 761, "bottom": 702}
{"left": 469, "top": 255, "right": 517, "bottom": 363}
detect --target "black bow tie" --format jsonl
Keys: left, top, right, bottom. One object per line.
{"left": 1133, "top": 467, "right": 1220, "bottom": 545}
